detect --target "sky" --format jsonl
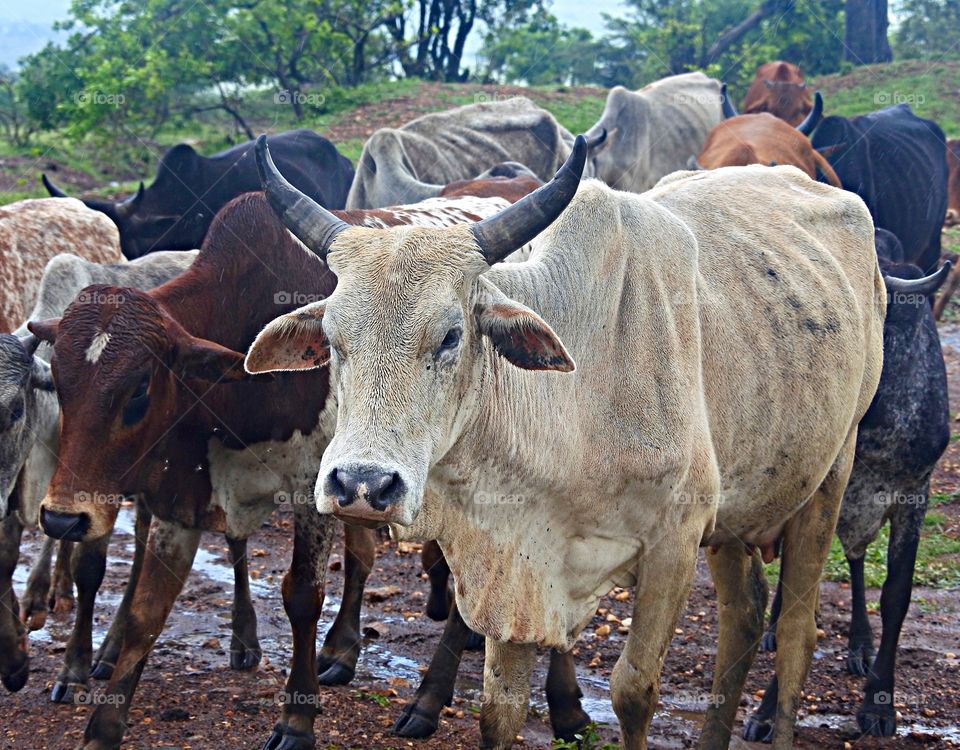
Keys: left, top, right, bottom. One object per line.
{"left": 0, "top": 0, "right": 629, "bottom": 68}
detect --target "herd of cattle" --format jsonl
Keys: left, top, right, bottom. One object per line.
{"left": 0, "top": 60, "right": 958, "bottom": 750}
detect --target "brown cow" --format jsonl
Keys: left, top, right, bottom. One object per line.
{"left": 701, "top": 91, "right": 840, "bottom": 187}
{"left": 946, "top": 138, "right": 960, "bottom": 226}
{"left": 742, "top": 61, "right": 813, "bottom": 126}
{"left": 28, "top": 187, "right": 587, "bottom": 748}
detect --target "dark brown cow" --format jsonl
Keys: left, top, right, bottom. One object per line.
{"left": 947, "top": 138, "right": 960, "bottom": 227}
{"left": 28, "top": 186, "right": 586, "bottom": 748}
{"left": 742, "top": 60, "right": 813, "bottom": 126}
{"left": 700, "top": 91, "right": 839, "bottom": 188}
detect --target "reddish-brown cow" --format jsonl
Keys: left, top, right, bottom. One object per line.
{"left": 698, "top": 111, "right": 841, "bottom": 187}
{"left": 947, "top": 138, "right": 959, "bottom": 227}
{"left": 743, "top": 60, "right": 813, "bottom": 126}
{"left": 440, "top": 174, "right": 543, "bottom": 202}
{"left": 29, "top": 184, "right": 587, "bottom": 748}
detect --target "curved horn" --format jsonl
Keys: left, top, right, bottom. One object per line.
{"left": 16, "top": 332, "right": 40, "bottom": 356}
{"left": 255, "top": 135, "right": 349, "bottom": 260}
{"left": 42, "top": 173, "right": 69, "bottom": 198}
{"left": 470, "top": 135, "right": 587, "bottom": 265}
{"left": 796, "top": 91, "right": 823, "bottom": 135}
{"left": 884, "top": 261, "right": 952, "bottom": 295}
{"left": 721, "top": 84, "right": 739, "bottom": 119}
{"left": 585, "top": 128, "right": 607, "bottom": 150}
{"left": 114, "top": 182, "right": 145, "bottom": 219}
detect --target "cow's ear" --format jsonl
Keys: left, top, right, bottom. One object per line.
{"left": 474, "top": 282, "right": 574, "bottom": 373}
{"left": 245, "top": 301, "right": 330, "bottom": 374}
{"left": 174, "top": 337, "right": 247, "bottom": 383}
{"left": 27, "top": 319, "right": 60, "bottom": 345}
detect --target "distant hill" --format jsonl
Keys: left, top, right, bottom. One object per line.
{"left": 0, "top": 19, "right": 67, "bottom": 68}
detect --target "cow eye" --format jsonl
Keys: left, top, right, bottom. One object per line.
{"left": 6, "top": 400, "right": 24, "bottom": 426}
{"left": 122, "top": 375, "right": 150, "bottom": 426}
{"left": 436, "top": 327, "right": 462, "bottom": 355}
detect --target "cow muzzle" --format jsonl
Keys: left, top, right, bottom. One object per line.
{"left": 40, "top": 508, "right": 90, "bottom": 541}
{"left": 323, "top": 464, "right": 407, "bottom": 526}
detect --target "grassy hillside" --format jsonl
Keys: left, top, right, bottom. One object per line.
{"left": 1, "top": 59, "right": 957, "bottom": 207}
{"left": 812, "top": 59, "right": 960, "bottom": 137}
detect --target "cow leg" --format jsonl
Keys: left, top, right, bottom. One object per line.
{"left": 227, "top": 535, "right": 262, "bottom": 670}
{"left": 858, "top": 490, "right": 925, "bottom": 737}
{"left": 316, "top": 523, "right": 373, "bottom": 686}
{"left": 846, "top": 555, "right": 874, "bottom": 676}
{"left": 422, "top": 539, "right": 450, "bottom": 621}
{"left": 613, "top": 527, "right": 701, "bottom": 750}
{"left": 479, "top": 639, "right": 536, "bottom": 750}
{"left": 760, "top": 561, "right": 783, "bottom": 653}
{"left": 92, "top": 502, "right": 150, "bottom": 680}
{"left": 0, "top": 513, "right": 29, "bottom": 692}
{"left": 264, "top": 502, "right": 335, "bottom": 750}
{"left": 51, "top": 540, "right": 76, "bottom": 612}
{"left": 51, "top": 535, "right": 110, "bottom": 703}
{"left": 698, "top": 546, "right": 767, "bottom": 750}
{"left": 546, "top": 648, "right": 591, "bottom": 741}
{"left": 767, "top": 432, "right": 853, "bottom": 750}
{"left": 81, "top": 520, "right": 200, "bottom": 750}
{"left": 394, "top": 597, "right": 474, "bottom": 738}
{"left": 20, "top": 535, "right": 55, "bottom": 631}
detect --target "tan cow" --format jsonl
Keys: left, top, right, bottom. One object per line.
{"left": 584, "top": 72, "right": 723, "bottom": 193}
{"left": 946, "top": 138, "right": 959, "bottom": 226}
{"left": 247, "top": 138, "right": 885, "bottom": 749}
{"left": 0, "top": 198, "right": 121, "bottom": 330}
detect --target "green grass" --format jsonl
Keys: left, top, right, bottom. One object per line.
{"left": 812, "top": 59, "right": 960, "bottom": 137}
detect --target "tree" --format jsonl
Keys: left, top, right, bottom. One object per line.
{"left": 895, "top": 0, "right": 960, "bottom": 59}
{"left": 0, "top": 68, "right": 35, "bottom": 147}
{"left": 844, "top": 0, "right": 892, "bottom": 63}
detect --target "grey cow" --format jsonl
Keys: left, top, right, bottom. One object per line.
{"left": 0, "top": 250, "right": 197, "bottom": 695}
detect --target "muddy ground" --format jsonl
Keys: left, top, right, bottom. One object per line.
{"left": 3, "top": 338, "right": 960, "bottom": 750}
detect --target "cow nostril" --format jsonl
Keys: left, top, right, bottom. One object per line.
{"left": 40, "top": 508, "right": 90, "bottom": 541}
{"left": 330, "top": 467, "right": 404, "bottom": 512}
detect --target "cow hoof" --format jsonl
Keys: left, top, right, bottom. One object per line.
{"left": 20, "top": 604, "right": 48, "bottom": 632}
{"left": 1, "top": 656, "right": 29, "bottom": 692}
{"left": 262, "top": 723, "right": 285, "bottom": 750}
{"left": 858, "top": 706, "right": 896, "bottom": 737}
{"left": 846, "top": 644, "right": 875, "bottom": 676}
{"left": 393, "top": 705, "right": 439, "bottom": 738}
{"left": 50, "top": 680, "right": 83, "bottom": 704}
{"left": 90, "top": 659, "right": 114, "bottom": 680}
{"left": 263, "top": 725, "right": 314, "bottom": 750}
{"left": 742, "top": 716, "right": 774, "bottom": 743}
{"left": 317, "top": 659, "right": 356, "bottom": 686}
{"left": 230, "top": 648, "right": 262, "bottom": 671}
{"left": 465, "top": 630, "right": 485, "bottom": 652}
{"left": 759, "top": 629, "right": 776, "bottom": 652}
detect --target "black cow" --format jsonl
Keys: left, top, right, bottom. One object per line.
{"left": 811, "top": 104, "right": 948, "bottom": 273}
{"left": 746, "top": 232, "right": 951, "bottom": 740}
{"left": 42, "top": 129, "right": 354, "bottom": 259}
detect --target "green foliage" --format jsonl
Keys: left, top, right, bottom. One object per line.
{"left": 480, "top": 13, "right": 601, "bottom": 85}
{"left": 552, "top": 722, "right": 619, "bottom": 749}
{"left": 894, "top": 0, "right": 960, "bottom": 60}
